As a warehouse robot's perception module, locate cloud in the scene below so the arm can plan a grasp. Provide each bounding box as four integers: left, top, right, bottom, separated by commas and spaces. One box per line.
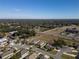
14, 8, 21, 12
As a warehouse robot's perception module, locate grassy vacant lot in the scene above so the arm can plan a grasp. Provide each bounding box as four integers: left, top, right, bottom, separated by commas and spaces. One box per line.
68, 52, 78, 55
35, 26, 79, 44
62, 54, 76, 59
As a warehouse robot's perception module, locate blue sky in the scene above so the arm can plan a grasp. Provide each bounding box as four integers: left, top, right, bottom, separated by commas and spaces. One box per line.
0, 0, 79, 19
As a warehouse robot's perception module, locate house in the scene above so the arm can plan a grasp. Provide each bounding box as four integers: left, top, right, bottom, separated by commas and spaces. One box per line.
44, 43, 53, 51
39, 41, 46, 48
32, 40, 40, 45
44, 55, 50, 59
9, 31, 18, 35
36, 54, 50, 59
36, 41, 46, 48
0, 38, 8, 47
29, 52, 41, 59
8, 31, 18, 39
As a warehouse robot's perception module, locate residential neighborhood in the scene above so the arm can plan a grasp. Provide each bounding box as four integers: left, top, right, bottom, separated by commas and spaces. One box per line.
0, 21, 79, 59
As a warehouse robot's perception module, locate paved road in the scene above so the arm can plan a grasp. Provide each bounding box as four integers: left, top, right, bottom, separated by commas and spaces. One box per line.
53, 48, 64, 59
53, 47, 72, 59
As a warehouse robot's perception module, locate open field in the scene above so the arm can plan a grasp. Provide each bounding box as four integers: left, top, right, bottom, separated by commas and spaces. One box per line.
31, 25, 79, 45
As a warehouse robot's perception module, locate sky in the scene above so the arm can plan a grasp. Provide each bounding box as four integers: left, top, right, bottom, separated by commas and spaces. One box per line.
0, 0, 79, 19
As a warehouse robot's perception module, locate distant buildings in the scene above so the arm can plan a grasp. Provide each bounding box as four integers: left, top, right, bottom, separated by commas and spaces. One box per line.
61, 27, 79, 41
65, 28, 79, 34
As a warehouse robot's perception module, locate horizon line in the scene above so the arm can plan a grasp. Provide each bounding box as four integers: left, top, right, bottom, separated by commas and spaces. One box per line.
0, 18, 79, 20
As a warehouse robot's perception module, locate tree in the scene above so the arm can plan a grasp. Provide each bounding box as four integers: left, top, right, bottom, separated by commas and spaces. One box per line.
76, 52, 79, 59
53, 39, 66, 47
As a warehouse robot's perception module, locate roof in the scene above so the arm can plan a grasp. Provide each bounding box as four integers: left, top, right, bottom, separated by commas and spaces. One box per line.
0, 38, 7, 43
